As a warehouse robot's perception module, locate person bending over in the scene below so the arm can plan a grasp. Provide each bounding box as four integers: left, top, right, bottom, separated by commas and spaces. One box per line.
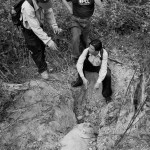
20, 0, 62, 79
72, 39, 112, 103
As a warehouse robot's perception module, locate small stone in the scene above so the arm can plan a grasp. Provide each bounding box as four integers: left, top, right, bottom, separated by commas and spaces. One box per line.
92, 147, 97, 150
77, 116, 83, 120
85, 110, 90, 116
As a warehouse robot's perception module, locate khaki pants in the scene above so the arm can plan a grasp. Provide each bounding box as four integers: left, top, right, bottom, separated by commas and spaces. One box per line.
71, 16, 91, 59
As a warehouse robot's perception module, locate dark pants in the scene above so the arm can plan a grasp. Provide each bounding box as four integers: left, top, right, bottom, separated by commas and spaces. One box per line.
22, 27, 47, 73
71, 16, 91, 58
81, 59, 112, 98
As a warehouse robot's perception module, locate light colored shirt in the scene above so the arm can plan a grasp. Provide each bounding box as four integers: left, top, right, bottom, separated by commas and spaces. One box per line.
88, 52, 101, 66
21, 0, 57, 45
76, 48, 108, 84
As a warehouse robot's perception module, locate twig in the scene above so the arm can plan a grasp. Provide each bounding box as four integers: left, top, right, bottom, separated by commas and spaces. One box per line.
0, 70, 9, 82
108, 57, 123, 65
125, 67, 138, 97
113, 96, 147, 149
1, 82, 30, 92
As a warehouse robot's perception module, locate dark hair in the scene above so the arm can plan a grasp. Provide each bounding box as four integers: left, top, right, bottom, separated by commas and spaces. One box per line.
89, 39, 102, 51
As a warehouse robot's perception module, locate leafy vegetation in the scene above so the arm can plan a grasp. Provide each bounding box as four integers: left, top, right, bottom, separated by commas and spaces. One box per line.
0, 0, 150, 82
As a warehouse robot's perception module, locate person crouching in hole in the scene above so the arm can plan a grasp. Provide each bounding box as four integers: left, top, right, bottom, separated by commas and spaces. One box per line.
71, 39, 112, 103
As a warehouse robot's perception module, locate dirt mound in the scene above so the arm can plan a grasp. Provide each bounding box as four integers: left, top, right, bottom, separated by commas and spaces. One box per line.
0, 78, 76, 150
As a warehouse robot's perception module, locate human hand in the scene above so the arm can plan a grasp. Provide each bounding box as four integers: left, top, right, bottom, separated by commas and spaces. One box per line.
52, 25, 62, 34
47, 40, 58, 51
68, 7, 73, 14
94, 82, 100, 90
82, 78, 89, 89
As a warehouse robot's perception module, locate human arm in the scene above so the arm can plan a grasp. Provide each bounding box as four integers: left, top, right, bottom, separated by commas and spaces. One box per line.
22, 2, 51, 44
62, 0, 73, 14
45, 8, 62, 34
94, 49, 108, 89
21, 2, 57, 50
76, 48, 89, 79
76, 48, 89, 89
94, 0, 104, 9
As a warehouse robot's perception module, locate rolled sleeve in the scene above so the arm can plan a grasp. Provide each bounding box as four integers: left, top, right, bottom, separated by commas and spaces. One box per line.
76, 48, 89, 78
45, 8, 57, 27
21, 2, 51, 45
97, 49, 108, 84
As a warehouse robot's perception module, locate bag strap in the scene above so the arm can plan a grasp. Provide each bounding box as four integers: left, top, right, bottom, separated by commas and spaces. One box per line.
26, 0, 34, 8
100, 49, 103, 61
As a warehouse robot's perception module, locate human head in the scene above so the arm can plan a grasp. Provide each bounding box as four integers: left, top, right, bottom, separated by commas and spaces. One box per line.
37, 0, 52, 10
89, 39, 102, 55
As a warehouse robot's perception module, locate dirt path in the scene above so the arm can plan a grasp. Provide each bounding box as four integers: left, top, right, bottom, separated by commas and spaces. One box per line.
0, 56, 150, 150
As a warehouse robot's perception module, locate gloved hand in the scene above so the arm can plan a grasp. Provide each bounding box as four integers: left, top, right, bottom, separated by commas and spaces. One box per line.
47, 40, 58, 51
52, 25, 62, 34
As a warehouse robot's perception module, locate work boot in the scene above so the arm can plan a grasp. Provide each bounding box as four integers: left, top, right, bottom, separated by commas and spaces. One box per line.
41, 71, 49, 80
71, 76, 83, 87
105, 97, 112, 104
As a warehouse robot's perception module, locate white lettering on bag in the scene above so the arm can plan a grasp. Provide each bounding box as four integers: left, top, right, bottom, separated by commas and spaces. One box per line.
79, 0, 91, 5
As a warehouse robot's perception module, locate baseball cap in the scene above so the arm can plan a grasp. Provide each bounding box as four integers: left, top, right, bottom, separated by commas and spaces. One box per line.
38, 0, 52, 10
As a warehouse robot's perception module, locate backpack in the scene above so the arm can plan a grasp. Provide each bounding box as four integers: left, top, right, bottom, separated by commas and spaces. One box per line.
100, 48, 103, 61
11, 0, 33, 27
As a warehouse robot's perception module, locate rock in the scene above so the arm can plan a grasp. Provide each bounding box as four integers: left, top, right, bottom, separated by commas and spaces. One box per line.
60, 123, 96, 150
77, 115, 83, 120
96, 64, 135, 150
96, 64, 150, 150
0, 78, 76, 150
